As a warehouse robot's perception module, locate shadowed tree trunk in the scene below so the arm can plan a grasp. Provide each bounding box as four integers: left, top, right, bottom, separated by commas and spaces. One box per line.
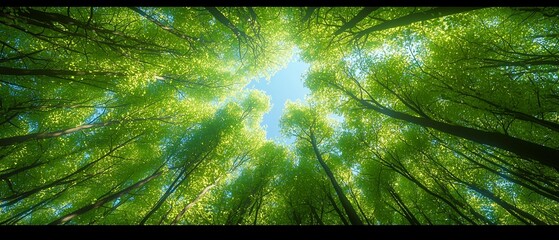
310, 131, 363, 225
301, 7, 318, 23
325, 191, 349, 225
334, 7, 379, 35
129, 7, 200, 47
387, 185, 420, 225
354, 7, 483, 39
0, 66, 124, 76
330, 80, 559, 171
171, 177, 219, 225
0, 134, 142, 207
0, 117, 170, 147
49, 170, 162, 225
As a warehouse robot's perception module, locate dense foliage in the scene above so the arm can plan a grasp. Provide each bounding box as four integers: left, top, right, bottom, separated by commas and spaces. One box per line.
1, 7, 558, 225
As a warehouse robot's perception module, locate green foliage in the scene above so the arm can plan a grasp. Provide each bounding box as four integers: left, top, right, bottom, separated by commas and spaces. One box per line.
1, 7, 558, 225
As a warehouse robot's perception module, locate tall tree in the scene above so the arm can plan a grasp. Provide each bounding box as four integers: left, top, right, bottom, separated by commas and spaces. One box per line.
281, 102, 363, 225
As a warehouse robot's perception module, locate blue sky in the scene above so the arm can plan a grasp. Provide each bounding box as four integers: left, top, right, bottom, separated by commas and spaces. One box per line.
245, 53, 310, 144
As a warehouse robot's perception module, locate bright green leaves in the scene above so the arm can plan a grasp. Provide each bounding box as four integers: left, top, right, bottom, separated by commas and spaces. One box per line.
280, 101, 334, 142
2, 7, 559, 225
0, 6, 293, 225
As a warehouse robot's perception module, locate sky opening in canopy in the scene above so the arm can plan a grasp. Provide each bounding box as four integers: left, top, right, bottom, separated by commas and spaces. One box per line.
245, 51, 310, 144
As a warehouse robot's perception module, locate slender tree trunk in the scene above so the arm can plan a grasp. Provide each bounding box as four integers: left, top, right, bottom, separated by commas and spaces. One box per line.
3, 7, 168, 51
428, 151, 547, 225
49, 170, 161, 225
326, 192, 349, 225
140, 149, 210, 225
387, 186, 420, 225
252, 196, 263, 225
0, 186, 69, 225
0, 66, 124, 76
309, 204, 325, 225
337, 84, 559, 171
1, 134, 140, 207
446, 143, 559, 202
355, 7, 483, 39
349, 187, 372, 225
310, 132, 363, 225
171, 178, 219, 225
0, 117, 168, 147
301, 7, 318, 23
129, 7, 199, 44
0, 122, 110, 147
462, 181, 547, 225
0, 161, 46, 180
205, 7, 249, 39
441, 82, 559, 133
369, 146, 478, 224
334, 7, 379, 35
287, 200, 302, 225
140, 167, 188, 225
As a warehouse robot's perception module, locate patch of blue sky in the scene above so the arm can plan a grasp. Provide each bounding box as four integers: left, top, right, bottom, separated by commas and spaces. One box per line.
245, 52, 310, 145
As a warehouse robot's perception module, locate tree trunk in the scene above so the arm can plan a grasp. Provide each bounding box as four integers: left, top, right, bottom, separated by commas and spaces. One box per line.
1, 134, 140, 207
334, 7, 379, 35
49, 170, 161, 225
326, 191, 349, 225
140, 149, 211, 225
337, 85, 559, 171
129, 7, 199, 44
355, 7, 483, 39
0, 186, 69, 225
369, 146, 478, 224
301, 7, 318, 23
441, 82, 559, 133
0, 117, 169, 147
171, 178, 219, 225
308, 204, 324, 225
462, 181, 546, 225
446, 143, 559, 202
349, 187, 372, 225
310, 132, 363, 225
205, 7, 249, 39
387, 186, 420, 225
0, 66, 124, 76
3, 7, 167, 50
0, 122, 110, 147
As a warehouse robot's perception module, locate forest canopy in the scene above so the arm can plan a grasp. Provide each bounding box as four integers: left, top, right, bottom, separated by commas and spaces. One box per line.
0, 7, 558, 225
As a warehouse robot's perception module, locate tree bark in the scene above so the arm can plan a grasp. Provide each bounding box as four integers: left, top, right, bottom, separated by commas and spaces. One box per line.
0, 122, 109, 147
205, 7, 249, 40
462, 181, 546, 225
444, 142, 559, 202
334, 7, 379, 35
301, 7, 318, 23
139, 149, 211, 225
170, 178, 219, 225
310, 132, 363, 225
387, 186, 420, 225
49, 170, 161, 225
441, 82, 559, 133
325, 191, 349, 225
129, 7, 199, 45
308, 203, 324, 225
0, 134, 141, 207
0, 66, 124, 76
2, 7, 168, 51
349, 187, 372, 225
368, 145, 478, 224
336, 84, 559, 171
0, 117, 169, 147
354, 7, 483, 39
